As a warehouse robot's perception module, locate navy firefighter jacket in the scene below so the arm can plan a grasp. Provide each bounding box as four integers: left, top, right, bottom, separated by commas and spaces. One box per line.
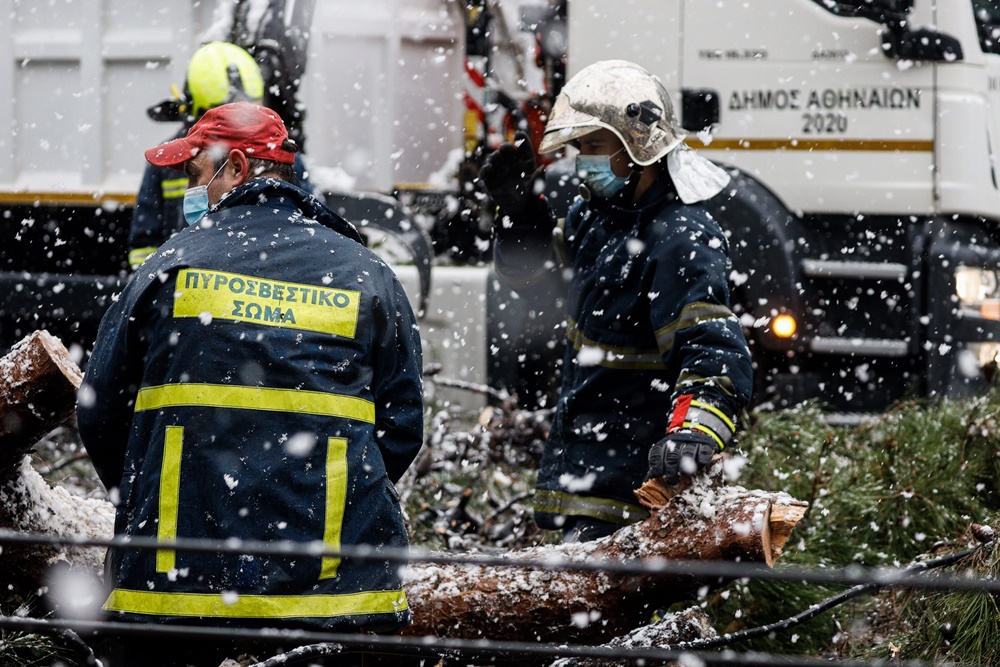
78, 178, 423, 632
495, 175, 753, 530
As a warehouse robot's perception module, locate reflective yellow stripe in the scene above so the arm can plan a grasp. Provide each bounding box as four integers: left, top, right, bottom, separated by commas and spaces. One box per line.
135, 384, 375, 424
0, 191, 135, 206
532, 489, 648, 524
161, 177, 188, 199
554, 218, 568, 266
103, 588, 409, 619
129, 246, 157, 269
684, 422, 726, 449
690, 399, 736, 433
156, 426, 184, 573
655, 302, 737, 353
565, 317, 665, 370
321, 437, 348, 580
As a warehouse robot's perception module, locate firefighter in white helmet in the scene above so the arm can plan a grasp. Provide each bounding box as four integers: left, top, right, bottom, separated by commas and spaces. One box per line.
480, 59, 753, 542
128, 42, 314, 269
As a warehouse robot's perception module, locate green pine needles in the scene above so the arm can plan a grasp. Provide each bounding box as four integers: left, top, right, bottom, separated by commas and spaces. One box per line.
706, 391, 1000, 662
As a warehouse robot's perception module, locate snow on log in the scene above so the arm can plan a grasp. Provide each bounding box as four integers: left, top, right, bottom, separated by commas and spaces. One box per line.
0, 330, 83, 479
403, 466, 807, 643
0, 330, 111, 588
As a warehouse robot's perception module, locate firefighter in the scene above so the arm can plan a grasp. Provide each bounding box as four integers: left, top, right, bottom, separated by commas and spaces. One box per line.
78, 102, 423, 666
480, 60, 753, 543
128, 41, 315, 270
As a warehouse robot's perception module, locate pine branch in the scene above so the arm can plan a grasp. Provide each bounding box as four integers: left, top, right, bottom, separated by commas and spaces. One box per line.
669, 541, 992, 652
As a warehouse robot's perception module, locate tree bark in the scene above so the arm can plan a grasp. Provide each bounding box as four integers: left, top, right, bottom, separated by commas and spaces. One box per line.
0, 330, 83, 480
403, 477, 807, 643
0, 330, 110, 589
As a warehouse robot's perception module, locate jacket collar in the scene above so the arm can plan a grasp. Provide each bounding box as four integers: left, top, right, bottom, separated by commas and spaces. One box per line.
211, 177, 366, 245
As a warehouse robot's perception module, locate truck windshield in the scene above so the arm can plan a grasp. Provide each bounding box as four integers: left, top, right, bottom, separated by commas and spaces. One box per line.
973, 0, 1000, 53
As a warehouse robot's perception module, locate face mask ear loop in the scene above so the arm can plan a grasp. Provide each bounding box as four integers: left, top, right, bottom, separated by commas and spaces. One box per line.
207, 158, 229, 189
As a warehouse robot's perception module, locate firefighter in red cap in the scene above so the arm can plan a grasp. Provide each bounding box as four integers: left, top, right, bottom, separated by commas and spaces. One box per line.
78, 101, 423, 666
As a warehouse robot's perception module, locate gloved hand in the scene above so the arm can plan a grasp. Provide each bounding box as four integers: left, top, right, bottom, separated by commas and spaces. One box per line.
479, 131, 544, 220
647, 430, 720, 486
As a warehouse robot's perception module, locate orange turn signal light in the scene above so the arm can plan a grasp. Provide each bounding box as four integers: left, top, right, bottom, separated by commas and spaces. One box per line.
772, 314, 797, 338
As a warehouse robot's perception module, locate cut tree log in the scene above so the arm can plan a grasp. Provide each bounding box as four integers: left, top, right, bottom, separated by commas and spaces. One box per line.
0, 330, 111, 589
0, 330, 83, 480
402, 471, 807, 642
0, 329, 808, 649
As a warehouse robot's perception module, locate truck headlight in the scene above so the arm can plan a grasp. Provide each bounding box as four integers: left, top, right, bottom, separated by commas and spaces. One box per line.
970, 342, 1000, 367
956, 267, 1000, 319
965, 342, 1000, 384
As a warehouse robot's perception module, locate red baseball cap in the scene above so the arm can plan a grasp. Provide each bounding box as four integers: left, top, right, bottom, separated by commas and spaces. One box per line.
144, 102, 296, 169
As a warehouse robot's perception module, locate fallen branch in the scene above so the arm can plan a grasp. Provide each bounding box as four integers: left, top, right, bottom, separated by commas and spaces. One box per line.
547, 606, 716, 667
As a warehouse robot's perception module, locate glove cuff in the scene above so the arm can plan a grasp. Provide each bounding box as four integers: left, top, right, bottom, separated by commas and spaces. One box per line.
667, 395, 735, 449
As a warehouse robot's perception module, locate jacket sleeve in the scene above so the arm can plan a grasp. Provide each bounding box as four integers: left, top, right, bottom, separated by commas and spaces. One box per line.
370, 266, 424, 483
77, 287, 148, 491
648, 207, 753, 448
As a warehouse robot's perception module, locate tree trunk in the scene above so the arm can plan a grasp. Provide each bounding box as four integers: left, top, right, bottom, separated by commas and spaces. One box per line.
0, 330, 110, 589
0, 330, 83, 480
403, 478, 806, 643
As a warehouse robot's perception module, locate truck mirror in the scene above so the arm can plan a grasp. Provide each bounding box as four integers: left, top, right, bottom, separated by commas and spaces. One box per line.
821, 0, 963, 62
882, 27, 965, 62
827, 0, 913, 22
681, 90, 721, 133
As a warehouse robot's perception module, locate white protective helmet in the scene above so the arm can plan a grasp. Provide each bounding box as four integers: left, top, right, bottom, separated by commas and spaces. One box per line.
539, 60, 729, 203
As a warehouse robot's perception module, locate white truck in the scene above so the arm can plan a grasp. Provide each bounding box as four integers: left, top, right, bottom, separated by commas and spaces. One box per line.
3, 0, 1000, 419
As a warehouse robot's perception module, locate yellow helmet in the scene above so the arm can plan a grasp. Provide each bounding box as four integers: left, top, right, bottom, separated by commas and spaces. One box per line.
184, 42, 264, 119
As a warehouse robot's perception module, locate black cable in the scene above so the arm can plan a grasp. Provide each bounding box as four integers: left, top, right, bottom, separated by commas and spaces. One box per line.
2, 529, 999, 595
0, 615, 981, 667
670, 542, 987, 652
52, 627, 101, 666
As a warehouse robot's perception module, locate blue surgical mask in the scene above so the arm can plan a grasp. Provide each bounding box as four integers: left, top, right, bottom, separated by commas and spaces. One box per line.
576, 149, 629, 199
182, 159, 228, 226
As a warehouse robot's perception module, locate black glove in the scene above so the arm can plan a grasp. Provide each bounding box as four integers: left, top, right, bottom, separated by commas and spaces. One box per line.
647, 430, 720, 486
479, 131, 544, 220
